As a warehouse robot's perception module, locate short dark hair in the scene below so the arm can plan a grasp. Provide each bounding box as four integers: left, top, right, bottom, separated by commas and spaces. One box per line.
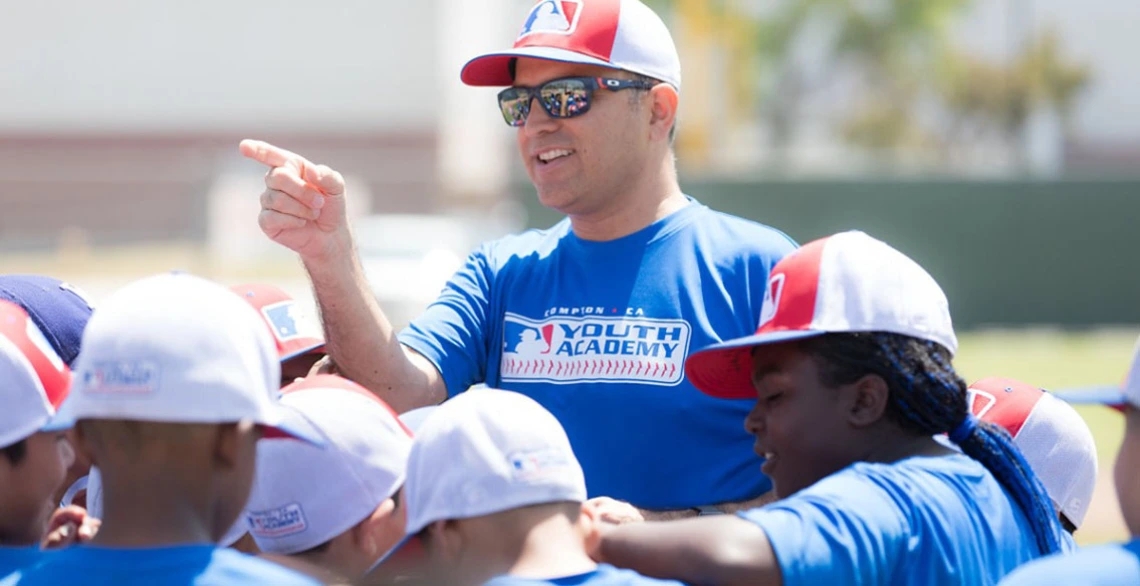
1, 439, 27, 465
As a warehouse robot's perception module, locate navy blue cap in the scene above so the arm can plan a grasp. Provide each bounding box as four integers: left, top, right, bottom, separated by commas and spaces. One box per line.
0, 275, 93, 367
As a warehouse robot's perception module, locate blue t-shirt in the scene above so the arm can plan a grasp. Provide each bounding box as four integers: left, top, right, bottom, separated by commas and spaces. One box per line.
739, 454, 1049, 586
4, 544, 319, 585
0, 548, 42, 580
400, 201, 797, 509
483, 564, 685, 585
999, 539, 1140, 585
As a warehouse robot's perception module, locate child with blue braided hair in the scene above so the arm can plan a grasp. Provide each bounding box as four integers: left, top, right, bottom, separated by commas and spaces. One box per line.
586, 231, 1072, 586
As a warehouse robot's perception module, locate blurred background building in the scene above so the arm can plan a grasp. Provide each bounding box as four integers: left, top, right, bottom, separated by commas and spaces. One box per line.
2, 0, 1138, 543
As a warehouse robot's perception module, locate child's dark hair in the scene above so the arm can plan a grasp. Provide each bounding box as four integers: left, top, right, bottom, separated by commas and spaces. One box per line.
798, 331, 1065, 555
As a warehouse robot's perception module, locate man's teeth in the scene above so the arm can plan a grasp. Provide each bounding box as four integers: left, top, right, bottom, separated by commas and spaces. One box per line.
538, 149, 573, 162
764, 452, 776, 459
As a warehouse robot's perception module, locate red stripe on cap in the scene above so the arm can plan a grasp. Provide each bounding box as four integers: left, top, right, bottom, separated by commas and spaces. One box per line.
281, 374, 413, 437
515, 0, 621, 63
0, 300, 71, 409
968, 377, 1045, 438
755, 237, 827, 335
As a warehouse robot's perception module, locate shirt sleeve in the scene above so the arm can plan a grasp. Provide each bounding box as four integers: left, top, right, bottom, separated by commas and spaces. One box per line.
398, 245, 495, 397
737, 473, 908, 586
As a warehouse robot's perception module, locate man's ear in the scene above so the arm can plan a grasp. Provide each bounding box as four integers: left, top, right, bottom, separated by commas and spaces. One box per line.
847, 374, 891, 428
648, 84, 679, 142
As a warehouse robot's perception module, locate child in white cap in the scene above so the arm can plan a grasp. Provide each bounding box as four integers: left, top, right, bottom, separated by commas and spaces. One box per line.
7, 273, 323, 585
393, 388, 683, 586
242, 374, 412, 582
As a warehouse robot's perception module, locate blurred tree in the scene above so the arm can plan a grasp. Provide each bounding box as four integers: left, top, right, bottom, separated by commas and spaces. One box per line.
939, 28, 1090, 158
646, 0, 1091, 172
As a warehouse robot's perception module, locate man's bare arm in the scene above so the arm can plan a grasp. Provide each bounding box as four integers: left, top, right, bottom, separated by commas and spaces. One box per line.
715, 489, 777, 514
634, 489, 776, 520
593, 515, 782, 586
303, 236, 447, 413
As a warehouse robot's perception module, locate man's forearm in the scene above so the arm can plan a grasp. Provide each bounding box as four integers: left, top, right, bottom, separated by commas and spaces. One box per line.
302, 238, 445, 413
715, 489, 777, 514
638, 489, 776, 520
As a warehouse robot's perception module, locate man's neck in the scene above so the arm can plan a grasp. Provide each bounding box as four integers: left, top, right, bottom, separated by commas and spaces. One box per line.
568, 161, 688, 242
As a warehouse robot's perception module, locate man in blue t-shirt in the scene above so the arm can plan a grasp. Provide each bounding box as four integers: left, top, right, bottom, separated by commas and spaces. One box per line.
0, 300, 76, 578
7, 274, 322, 586
999, 341, 1140, 585
589, 232, 1069, 585
386, 388, 682, 586
239, 0, 796, 516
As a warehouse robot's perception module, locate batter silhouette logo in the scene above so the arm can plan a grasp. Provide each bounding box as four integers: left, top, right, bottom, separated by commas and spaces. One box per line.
518, 0, 583, 39
758, 273, 784, 329
501, 313, 691, 385
967, 388, 997, 419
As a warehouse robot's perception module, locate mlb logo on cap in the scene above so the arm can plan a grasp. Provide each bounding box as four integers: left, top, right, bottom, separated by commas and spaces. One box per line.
686, 231, 957, 399
231, 284, 325, 363
461, 0, 681, 89
263, 302, 303, 342
519, 0, 583, 38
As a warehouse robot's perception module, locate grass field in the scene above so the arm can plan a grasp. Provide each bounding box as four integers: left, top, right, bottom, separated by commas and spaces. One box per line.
955, 329, 1136, 545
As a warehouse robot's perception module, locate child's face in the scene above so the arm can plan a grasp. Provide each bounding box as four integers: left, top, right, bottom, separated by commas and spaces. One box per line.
0, 431, 73, 545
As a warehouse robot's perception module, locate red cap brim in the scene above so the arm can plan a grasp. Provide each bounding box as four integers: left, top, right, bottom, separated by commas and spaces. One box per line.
685, 330, 824, 399
461, 46, 619, 86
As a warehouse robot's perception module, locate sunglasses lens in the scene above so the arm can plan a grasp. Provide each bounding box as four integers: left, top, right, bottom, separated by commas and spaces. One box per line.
539, 79, 591, 119
498, 88, 531, 127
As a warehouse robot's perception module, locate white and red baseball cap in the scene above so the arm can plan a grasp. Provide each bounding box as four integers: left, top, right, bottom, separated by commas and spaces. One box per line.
244, 375, 413, 555
686, 231, 958, 399
461, 0, 681, 89
45, 273, 321, 445
0, 300, 71, 448
231, 283, 325, 363
968, 377, 1097, 528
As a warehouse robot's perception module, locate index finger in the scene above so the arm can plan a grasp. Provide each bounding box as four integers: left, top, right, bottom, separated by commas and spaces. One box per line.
239, 139, 306, 170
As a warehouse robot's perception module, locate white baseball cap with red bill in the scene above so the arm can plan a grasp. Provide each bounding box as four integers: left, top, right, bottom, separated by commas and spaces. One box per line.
461, 0, 681, 89
231, 283, 325, 363
686, 230, 958, 398
244, 375, 413, 556
0, 299, 71, 448
44, 273, 321, 445
967, 377, 1097, 529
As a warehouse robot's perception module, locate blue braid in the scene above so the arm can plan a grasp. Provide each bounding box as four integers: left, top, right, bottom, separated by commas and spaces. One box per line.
955, 420, 1065, 554
873, 336, 1064, 555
